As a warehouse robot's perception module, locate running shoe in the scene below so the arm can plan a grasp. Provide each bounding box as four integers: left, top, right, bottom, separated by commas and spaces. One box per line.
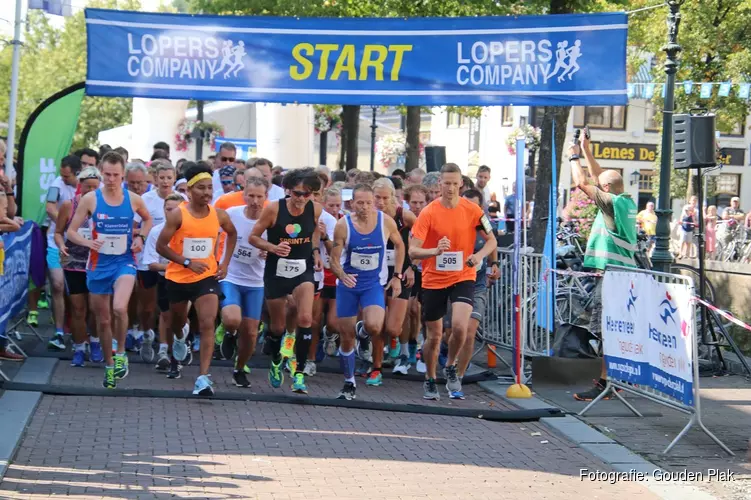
303, 360, 317, 377
392, 355, 410, 375
47, 334, 65, 351
71, 349, 85, 367
26, 310, 39, 327
155, 350, 170, 371
408, 342, 418, 365
89, 341, 103, 363
416, 352, 427, 374
220, 330, 237, 360
193, 375, 215, 396
388, 340, 400, 359
233, 370, 251, 388
37, 297, 49, 309
103, 366, 116, 389
423, 379, 440, 400
268, 359, 284, 388
315, 337, 326, 363
172, 335, 188, 362
337, 381, 356, 400
0, 348, 23, 361
444, 364, 461, 394
366, 370, 383, 387
113, 354, 129, 379
573, 379, 619, 401
140, 337, 154, 363
214, 323, 226, 346
125, 332, 139, 352
192, 336, 201, 353
448, 389, 466, 400
285, 357, 298, 374
167, 357, 182, 379
323, 326, 339, 357
356, 337, 373, 363
280, 332, 296, 359
291, 373, 308, 394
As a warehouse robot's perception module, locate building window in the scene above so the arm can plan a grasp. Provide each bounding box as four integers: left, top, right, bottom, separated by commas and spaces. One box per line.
447, 111, 468, 128
638, 170, 655, 192
645, 102, 660, 132
530, 107, 545, 128
502, 107, 514, 126
716, 173, 740, 195
572, 106, 627, 130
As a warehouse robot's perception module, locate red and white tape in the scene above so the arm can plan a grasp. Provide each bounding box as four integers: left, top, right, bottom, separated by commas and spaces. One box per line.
691, 296, 751, 333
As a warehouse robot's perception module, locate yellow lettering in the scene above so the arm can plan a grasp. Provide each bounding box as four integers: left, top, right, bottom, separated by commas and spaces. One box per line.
315, 43, 339, 80
628, 148, 635, 160
388, 45, 412, 81
601, 147, 611, 159
331, 45, 357, 81
593, 143, 602, 158
290, 43, 314, 80
619, 148, 629, 160
359, 45, 388, 81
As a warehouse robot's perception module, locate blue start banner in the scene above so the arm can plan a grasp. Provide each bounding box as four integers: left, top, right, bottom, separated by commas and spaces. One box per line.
85, 9, 628, 107
0, 222, 33, 338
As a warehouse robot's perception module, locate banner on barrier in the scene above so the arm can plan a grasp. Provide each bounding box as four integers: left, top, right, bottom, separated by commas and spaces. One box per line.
0, 222, 34, 337
85, 9, 628, 106
602, 270, 694, 406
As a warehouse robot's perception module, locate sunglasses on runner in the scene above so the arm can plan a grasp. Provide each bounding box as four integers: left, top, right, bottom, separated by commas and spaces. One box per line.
291, 190, 312, 198
221, 156, 236, 163
221, 179, 234, 185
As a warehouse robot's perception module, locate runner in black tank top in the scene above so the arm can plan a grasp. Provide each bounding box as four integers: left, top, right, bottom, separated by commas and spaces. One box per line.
249, 168, 323, 395
373, 178, 417, 378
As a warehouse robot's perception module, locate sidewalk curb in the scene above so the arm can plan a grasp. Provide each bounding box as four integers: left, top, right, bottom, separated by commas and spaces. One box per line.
0, 357, 57, 483
478, 381, 719, 500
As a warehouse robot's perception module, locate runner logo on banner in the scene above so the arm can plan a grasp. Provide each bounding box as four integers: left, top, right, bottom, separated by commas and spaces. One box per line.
84, 9, 627, 107
601, 271, 649, 385
602, 270, 694, 406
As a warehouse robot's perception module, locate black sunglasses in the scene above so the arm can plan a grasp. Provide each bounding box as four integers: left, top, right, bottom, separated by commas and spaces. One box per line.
221, 156, 236, 162
291, 190, 312, 198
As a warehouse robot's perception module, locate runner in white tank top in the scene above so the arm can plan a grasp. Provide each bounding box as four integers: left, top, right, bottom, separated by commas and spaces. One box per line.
218, 177, 269, 388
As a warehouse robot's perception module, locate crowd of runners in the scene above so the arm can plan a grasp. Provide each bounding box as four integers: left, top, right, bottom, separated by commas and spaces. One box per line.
38, 141, 500, 400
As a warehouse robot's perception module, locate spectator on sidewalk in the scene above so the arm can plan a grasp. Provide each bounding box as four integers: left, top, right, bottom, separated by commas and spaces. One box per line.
679, 205, 696, 259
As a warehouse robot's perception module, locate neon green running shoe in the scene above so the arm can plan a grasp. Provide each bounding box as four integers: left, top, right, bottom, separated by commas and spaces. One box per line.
291, 372, 307, 394
214, 323, 226, 345
26, 311, 39, 327
268, 359, 284, 388
37, 298, 49, 310
280, 332, 295, 359
103, 366, 116, 389
113, 354, 129, 379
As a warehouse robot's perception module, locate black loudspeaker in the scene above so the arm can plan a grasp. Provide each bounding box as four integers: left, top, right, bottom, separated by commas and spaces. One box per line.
424, 146, 446, 173
673, 112, 716, 169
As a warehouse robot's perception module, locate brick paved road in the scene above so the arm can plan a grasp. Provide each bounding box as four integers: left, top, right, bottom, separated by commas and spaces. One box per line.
0, 394, 658, 500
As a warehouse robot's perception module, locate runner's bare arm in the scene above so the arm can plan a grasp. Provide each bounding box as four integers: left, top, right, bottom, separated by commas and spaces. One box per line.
249, 201, 279, 253
404, 210, 416, 228
54, 201, 72, 255
469, 218, 498, 266
329, 217, 356, 287
67, 192, 97, 249
156, 206, 184, 264
132, 194, 153, 241
216, 208, 237, 269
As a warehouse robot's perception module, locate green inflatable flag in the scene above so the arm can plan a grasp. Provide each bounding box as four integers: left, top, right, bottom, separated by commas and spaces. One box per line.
16, 82, 84, 224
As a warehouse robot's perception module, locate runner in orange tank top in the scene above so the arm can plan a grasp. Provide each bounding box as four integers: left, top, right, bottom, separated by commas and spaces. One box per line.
157, 162, 237, 396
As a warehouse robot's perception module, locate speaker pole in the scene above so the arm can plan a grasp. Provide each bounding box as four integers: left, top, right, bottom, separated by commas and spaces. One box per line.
652, 0, 683, 273
369, 106, 377, 172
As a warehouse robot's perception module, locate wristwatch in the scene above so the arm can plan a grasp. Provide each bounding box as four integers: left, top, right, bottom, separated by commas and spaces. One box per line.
393, 272, 404, 280
183, 258, 191, 268
569, 154, 580, 161
410, 264, 419, 272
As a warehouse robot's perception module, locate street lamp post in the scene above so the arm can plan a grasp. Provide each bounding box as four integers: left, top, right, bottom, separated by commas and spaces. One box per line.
651, 0, 683, 272
369, 106, 377, 172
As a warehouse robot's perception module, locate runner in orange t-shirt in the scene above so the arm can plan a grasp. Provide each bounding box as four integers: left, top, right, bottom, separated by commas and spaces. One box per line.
409, 163, 496, 400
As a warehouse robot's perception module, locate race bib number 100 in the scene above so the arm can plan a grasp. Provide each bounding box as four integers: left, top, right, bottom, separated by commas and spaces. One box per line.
183, 238, 212, 259
436, 251, 463, 272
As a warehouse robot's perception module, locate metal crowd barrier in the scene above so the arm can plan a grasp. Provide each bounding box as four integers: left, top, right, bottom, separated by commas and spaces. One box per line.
479, 248, 552, 364
579, 265, 733, 456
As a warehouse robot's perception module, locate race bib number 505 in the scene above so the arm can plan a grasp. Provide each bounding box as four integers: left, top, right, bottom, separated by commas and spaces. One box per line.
436, 251, 463, 272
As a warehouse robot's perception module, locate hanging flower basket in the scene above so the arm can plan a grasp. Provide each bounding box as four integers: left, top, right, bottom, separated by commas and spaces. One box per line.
313, 105, 342, 135
506, 125, 541, 155
175, 119, 225, 152
376, 132, 425, 170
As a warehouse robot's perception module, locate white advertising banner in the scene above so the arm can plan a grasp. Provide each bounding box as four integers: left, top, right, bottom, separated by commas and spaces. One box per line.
602, 269, 695, 406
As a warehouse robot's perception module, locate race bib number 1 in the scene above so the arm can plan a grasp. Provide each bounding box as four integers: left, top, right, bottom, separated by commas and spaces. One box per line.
436, 251, 463, 272
276, 258, 306, 278
97, 234, 127, 255
184, 238, 212, 259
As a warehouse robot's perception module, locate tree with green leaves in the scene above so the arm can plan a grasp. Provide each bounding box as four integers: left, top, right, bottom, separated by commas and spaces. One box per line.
0, 0, 138, 152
